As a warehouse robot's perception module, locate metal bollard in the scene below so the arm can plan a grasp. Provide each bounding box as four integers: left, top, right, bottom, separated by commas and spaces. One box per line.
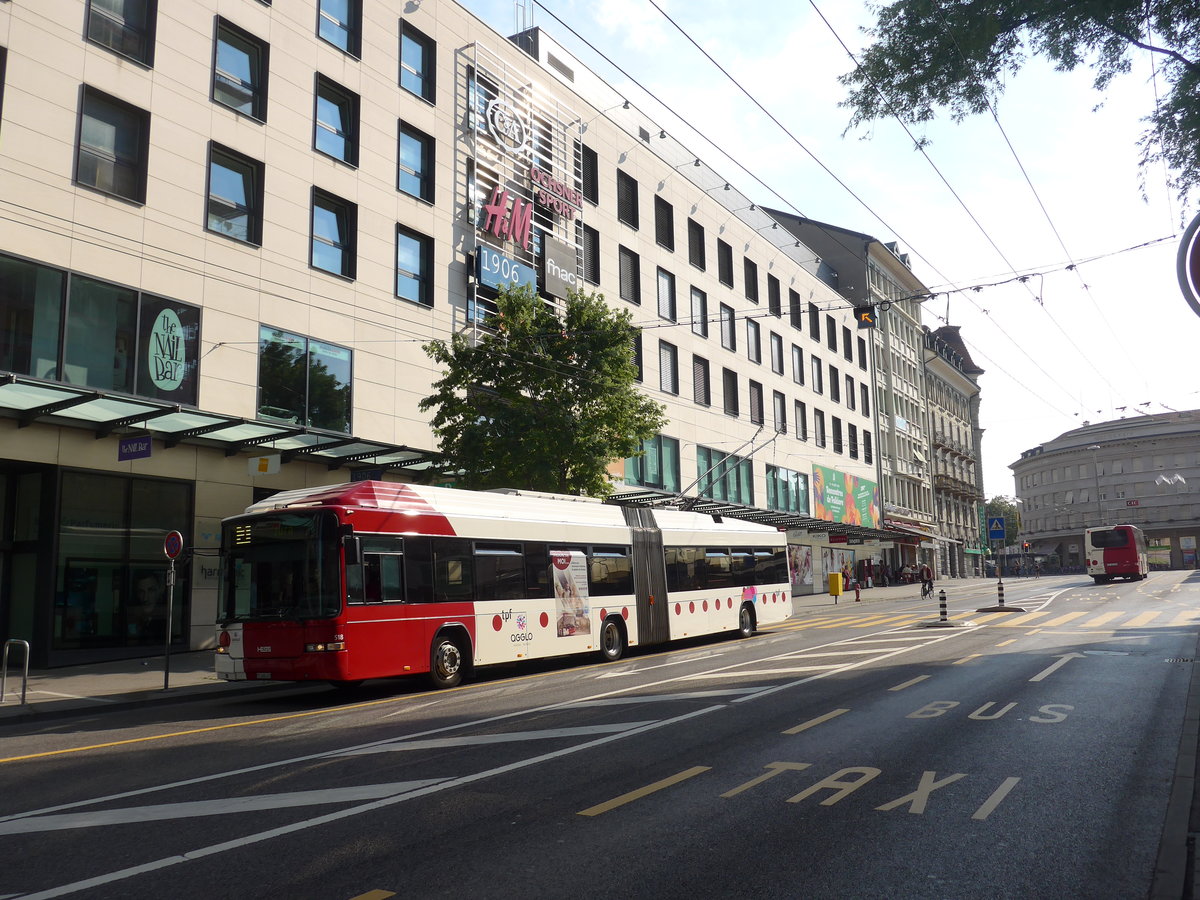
997, 581, 1005, 607
1, 639, 30, 706
938, 589, 948, 622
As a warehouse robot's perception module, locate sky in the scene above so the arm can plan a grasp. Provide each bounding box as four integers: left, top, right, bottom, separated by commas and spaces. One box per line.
456, 0, 1196, 499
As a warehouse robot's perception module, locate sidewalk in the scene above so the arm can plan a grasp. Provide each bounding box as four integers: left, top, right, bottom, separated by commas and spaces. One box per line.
1, 577, 1003, 724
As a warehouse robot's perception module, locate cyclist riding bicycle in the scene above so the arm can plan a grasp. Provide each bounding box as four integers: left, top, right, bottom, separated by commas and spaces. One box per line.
919, 562, 934, 599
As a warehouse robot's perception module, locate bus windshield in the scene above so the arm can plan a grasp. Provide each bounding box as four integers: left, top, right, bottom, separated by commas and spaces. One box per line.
1089, 529, 1130, 549
220, 511, 342, 621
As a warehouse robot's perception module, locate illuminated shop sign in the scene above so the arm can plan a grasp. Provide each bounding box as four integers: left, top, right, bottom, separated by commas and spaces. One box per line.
480, 186, 533, 250
530, 165, 582, 221
485, 99, 532, 157
542, 236, 580, 299
477, 245, 536, 293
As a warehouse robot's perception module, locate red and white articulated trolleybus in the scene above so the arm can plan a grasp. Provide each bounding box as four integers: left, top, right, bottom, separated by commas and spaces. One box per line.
215, 481, 791, 688
1085, 524, 1149, 584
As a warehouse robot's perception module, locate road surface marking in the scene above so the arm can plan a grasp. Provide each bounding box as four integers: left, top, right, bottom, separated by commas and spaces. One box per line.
996, 639, 1017, 647
561, 689, 759, 707
889, 676, 930, 692
1029, 653, 1085, 682
1042, 612, 1088, 626
687, 665, 845, 678
1169, 611, 1200, 626
953, 654, 982, 665
999, 611, 1052, 626
1123, 611, 1163, 627
1083, 612, 1124, 627
349, 892, 395, 900
782, 708, 850, 735
338, 722, 656, 755
972, 777, 1020, 820
577, 766, 711, 817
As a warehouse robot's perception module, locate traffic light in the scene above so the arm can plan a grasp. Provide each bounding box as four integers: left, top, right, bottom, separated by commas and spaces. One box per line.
1023, 542, 1030, 551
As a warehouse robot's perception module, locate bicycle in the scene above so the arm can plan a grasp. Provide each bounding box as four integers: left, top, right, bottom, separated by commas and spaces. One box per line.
920, 581, 934, 600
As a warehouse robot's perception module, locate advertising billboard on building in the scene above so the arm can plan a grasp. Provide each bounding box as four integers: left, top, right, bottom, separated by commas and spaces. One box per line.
812, 464, 880, 529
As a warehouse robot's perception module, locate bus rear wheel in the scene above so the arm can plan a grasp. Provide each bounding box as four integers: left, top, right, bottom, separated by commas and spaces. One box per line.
429, 635, 466, 689
599, 617, 626, 662
738, 604, 756, 638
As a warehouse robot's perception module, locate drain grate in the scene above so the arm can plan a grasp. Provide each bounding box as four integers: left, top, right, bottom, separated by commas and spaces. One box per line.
1165, 658, 1195, 663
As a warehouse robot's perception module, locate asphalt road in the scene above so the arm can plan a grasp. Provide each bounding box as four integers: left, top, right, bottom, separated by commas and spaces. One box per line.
2, 572, 1198, 899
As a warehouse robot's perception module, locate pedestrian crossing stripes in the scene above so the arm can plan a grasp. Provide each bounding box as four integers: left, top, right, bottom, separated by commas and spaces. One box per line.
781, 608, 1200, 631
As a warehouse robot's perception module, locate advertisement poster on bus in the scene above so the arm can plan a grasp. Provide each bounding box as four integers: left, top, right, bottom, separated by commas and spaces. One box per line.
552, 551, 591, 637
812, 465, 881, 528
788, 544, 813, 589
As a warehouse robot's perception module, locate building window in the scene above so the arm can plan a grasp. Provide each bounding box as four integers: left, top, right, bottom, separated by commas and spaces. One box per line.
722, 368, 739, 417
688, 218, 705, 269
213, 18, 268, 120
811, 355, 823, 393
767, 465, 808, 514
746, 319, 761, 364
656, 268, 676, 321
720, 304, 736, 351
691, 287, 708, 337
845, 374, 856, 410
76, 87, 149, 203
659, 341, 678, 395
654, 196, 675, 250
848, 423, 859, 459
832, 416, 843, 453
87, 0, 156, 65
693, 355, 710, 406
632, 331, 643, 382
206, 143, 263, 245
795, 400, 808, 441
319, 0, 361, 56
842, 325, 854, 361
315, 74, 359, 165
396, 226, 432, 306
864, 430, 873, 463
311, 189, 356, 279
768, 275, 781, 318
717, 239, 733, 287
582, 224, 600, 284
749, 380, 764, 424
770, 333, 784, 374
625, 434, 680, 492
399, 20, 434, 101
860, 383, 870, 416
697, 446, 753, 505
808, 302, 820, 341
581, 143, 598, 204
791, 345, 804, 385
830, 365, 840, 402
814, 409, 826, 448
789, 289, 803, 330
858, 336, 868, 369
0, 47, 6, 133
826, 315, 837, 351
398, 122, 434, 201
744, 258, 759, 304
619, 246, 641, 305
617, 169, 639, 228
773, 390, 786, 433
258, 326, 351, 432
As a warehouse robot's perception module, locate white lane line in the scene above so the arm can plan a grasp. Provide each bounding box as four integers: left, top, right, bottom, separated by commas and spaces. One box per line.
0, 780, 451, 835
776, 648, 915, 658
686, 665, 846, 678
14, 705, 725, 900
561, 689, 760, 707
596, 655, 717, 678
338, 722, 656, 755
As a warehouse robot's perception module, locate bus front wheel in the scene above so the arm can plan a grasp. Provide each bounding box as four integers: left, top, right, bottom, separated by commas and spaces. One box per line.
738, 604, 756, 638
429, 634, 467, 689
599, 617, 626, 662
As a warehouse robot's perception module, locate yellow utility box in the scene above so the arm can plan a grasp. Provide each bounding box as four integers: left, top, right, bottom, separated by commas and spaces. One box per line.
828, 573, 843, 596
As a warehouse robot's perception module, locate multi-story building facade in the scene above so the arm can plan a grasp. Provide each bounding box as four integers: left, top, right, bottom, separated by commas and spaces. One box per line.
0, 1, 903, 666
1012, 411, 1200, 570
923, 325, 985, 576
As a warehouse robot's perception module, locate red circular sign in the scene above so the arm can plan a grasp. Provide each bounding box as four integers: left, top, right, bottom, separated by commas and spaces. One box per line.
163, 530, 184, 559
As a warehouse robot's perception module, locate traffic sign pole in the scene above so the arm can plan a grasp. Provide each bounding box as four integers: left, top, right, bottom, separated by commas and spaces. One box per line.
162, 531, 184, 691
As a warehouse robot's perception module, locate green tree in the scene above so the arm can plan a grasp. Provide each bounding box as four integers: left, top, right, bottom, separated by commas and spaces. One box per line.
985, 494, 1021, 542
420, 284, 668, 497
840, 1, 1200, 201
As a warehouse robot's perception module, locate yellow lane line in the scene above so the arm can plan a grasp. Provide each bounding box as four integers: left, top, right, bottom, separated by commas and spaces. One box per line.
349, 892, 397, 900
996, 639, 1017, 647
577, 766, 710, 817
953, 654, 982, 665
782, 708, 851, 734
889, 676, 930, 691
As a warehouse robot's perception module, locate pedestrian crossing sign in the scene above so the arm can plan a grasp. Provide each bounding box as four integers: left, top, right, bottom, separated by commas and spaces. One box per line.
987, 517, 1006, 540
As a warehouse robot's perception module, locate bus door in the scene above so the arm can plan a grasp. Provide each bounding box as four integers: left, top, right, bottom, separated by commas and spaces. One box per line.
623, 507, 669, 645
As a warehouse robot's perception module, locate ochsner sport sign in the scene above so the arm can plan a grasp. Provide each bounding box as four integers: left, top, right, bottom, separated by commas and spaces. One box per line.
1179, 209, 1200, 320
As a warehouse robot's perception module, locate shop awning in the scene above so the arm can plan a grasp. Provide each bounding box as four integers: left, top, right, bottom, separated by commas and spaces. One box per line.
0, 372, 435, 474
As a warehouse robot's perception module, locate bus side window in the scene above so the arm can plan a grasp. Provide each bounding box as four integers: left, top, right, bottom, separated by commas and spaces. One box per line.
524, 543, 550, 599
433, 538, 474, 602
703, 549, 733, 590
405, 537, 434, 603
362, 553, 405, 603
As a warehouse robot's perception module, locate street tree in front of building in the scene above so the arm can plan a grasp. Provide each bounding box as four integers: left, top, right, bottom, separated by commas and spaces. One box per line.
985, 494, 1022, 543
420, 284, 668, 497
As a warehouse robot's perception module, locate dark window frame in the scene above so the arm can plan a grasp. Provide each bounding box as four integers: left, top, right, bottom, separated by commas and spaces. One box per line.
205, 142, 264, 245
76, 85, 150, 204
396, 224, 433, 307
314, 73, 360, 167
717, 239, 733, 287
399, 19, 435, 102
310, 187, 357, 280
319, 0, 363, 57
616, 169, 639, 229
86, 0, 157, 66
687, 218, 705, 270
618, 245, 641, 305
654, 195, 675, 251
213, 16, 269, 122
398, 120, 435, 202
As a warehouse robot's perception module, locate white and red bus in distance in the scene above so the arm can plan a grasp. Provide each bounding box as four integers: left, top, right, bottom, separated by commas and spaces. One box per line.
214, 481, 792, 689
1085, 524, 1149, 583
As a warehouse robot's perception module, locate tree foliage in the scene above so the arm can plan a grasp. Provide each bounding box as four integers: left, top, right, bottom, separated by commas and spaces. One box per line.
840, 0, 1200, 202
419, 284, 667, 497
985, 494, 1021, 537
